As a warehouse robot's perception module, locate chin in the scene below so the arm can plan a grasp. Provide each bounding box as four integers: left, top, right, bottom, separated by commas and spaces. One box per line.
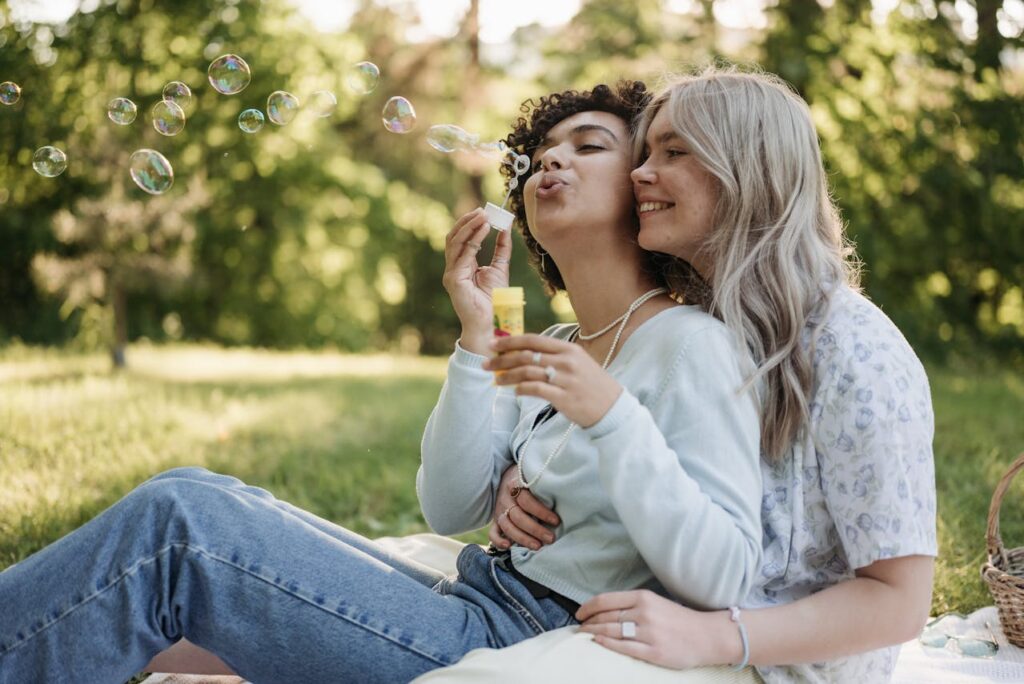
637, 228, 667, 253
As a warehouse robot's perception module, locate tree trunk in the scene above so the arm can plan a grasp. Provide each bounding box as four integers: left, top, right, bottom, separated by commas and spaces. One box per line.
111, 278, 128, 369
461, 0, 486, 209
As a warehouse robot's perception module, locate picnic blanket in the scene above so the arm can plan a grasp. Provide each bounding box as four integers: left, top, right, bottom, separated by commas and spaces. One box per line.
143, 534, 1024, 683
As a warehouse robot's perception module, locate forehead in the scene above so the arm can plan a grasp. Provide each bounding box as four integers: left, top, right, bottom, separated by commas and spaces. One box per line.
543, 110, 628, 142
644, 106, 678, 142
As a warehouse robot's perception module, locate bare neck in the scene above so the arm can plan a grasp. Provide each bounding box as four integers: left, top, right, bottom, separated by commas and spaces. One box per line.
549, 236, 673, 362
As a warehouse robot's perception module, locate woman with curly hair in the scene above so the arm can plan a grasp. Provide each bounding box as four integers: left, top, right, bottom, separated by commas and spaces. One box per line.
0, 82, 764, 684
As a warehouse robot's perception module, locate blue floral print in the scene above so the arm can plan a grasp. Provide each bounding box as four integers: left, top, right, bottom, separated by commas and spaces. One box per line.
749, 287, 937, 684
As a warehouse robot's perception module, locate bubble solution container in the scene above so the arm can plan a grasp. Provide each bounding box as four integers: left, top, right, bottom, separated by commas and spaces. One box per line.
492, 287, 524, 338
491, 287, 525, 378
484, 202, 515, 232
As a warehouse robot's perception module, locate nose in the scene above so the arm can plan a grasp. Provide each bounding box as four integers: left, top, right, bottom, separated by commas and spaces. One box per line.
538, 144, 566, 171
631, 160, 655, 185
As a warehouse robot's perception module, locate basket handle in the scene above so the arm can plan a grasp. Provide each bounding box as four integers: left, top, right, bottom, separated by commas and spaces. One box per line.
987, 452, 1024, 561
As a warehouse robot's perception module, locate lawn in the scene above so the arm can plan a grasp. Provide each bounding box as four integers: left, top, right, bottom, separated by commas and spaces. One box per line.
1, 343, 1022, 619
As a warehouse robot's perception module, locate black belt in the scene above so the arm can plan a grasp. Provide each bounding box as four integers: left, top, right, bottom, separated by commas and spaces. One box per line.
486, 544, 581, 617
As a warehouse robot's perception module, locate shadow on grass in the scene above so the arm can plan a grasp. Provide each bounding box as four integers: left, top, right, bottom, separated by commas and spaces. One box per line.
0, 362, 446, 571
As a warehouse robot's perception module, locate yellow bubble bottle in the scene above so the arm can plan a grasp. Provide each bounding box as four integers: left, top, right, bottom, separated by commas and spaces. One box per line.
492, 287, 524, 377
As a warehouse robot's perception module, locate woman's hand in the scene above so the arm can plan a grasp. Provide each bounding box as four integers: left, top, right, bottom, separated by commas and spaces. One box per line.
576, 590, 739, 670
488, 465, 560, 551
483, 334, 623, 427
441, 208, 512, 354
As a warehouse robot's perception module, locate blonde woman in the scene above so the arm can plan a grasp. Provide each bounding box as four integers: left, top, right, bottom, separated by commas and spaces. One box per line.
487, 67, 936, 683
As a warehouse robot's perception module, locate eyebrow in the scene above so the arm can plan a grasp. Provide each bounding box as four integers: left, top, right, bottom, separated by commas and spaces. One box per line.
650, 130, 683, 145
534, 124, 620, 156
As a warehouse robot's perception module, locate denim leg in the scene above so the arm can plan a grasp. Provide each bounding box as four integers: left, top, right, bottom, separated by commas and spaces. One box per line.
145, 467, 448, 588
0, 474, 499, 684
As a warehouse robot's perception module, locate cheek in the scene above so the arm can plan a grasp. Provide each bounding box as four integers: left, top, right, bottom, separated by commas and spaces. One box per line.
523, 179, 539, 222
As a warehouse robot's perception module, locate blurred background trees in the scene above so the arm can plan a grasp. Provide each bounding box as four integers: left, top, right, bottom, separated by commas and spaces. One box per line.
0, 0, 1021, 364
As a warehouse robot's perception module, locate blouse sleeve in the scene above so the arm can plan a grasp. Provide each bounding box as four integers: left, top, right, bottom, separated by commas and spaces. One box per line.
812, 327, 938, 569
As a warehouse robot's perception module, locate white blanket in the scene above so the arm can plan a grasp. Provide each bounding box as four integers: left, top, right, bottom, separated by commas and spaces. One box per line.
377, 535, 1024, 684
892, 606, 1024, 683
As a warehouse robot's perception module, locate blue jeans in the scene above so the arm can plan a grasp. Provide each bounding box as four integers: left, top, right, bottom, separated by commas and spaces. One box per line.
0, 467, 577, 683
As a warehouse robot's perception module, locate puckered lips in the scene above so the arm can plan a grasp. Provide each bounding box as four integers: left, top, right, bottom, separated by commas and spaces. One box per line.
536, 172, 569, 199
636, 199, 675, 217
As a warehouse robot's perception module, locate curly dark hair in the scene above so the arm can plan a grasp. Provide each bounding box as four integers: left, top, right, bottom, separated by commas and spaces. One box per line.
500, 81, 665, 293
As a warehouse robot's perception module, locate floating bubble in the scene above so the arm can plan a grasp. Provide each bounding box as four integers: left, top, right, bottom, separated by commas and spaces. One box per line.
129, 149, 174, 195
427, 124, 479, 154
473, 139, 510, 159
32, 146, 67, 177
309, 90, 336, 118
238, 108, 264, 133
162, 81, 193, 110
381, 96, 416, 134
151, 100, 186, 136
267, 90, 299, 125
207, 54, 251, 95
107, 97, 137, 125
347, 61, 379, 95
0, 81, 21, 106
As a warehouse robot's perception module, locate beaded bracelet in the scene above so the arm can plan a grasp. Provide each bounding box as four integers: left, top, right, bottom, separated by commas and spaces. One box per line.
729, 606, 750, 671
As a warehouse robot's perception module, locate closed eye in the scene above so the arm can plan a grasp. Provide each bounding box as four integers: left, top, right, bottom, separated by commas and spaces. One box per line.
577, 144, 605, 152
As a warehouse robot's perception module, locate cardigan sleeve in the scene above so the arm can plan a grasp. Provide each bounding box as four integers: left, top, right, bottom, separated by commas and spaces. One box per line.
416, 341, 520, 535
585, 323, 763, 609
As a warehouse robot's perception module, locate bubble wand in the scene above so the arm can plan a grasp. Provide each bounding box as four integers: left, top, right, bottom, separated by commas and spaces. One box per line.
483, 151, 530, 232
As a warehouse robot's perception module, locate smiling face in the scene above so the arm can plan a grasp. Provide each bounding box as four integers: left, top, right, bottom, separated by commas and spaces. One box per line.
631, 106, 719, 276
522, 110, 635, 244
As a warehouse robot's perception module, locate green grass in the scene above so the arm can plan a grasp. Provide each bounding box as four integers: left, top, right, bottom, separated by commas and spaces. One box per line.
1, 344, 1022, 617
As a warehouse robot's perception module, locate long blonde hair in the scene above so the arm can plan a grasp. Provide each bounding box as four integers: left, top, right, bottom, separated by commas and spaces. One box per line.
635, 65, 860, 462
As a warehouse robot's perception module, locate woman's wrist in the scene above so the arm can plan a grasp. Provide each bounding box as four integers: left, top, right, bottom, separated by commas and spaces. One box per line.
703, 609, 747, 668
459, 330, 493, 356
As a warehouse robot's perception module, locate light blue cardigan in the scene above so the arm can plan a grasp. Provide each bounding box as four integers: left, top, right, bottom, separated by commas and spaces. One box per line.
417, 305, 762, 610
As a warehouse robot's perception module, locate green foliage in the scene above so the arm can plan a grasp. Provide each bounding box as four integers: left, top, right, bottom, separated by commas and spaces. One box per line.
1, 345, 1021, 615
0, 0, 1021, 362
762, 0, 1024, 361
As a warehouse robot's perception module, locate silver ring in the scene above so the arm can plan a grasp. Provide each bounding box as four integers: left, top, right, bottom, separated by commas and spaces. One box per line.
532, 351, 542, 365
621, 620, 637, 639
544, 365, 557, 383
493, 257, 510, 265
467, 242, 482, 250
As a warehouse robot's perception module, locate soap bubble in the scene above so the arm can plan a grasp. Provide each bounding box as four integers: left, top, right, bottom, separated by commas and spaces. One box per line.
32, 146, 67, 177
381, 96, 416, 134
208, 54, 251, 95
151, 100, 186, 136
309, 90, 336, 118
162, 81, 192, 110
107, 97, 137, 125
0, 81, 21, 105
267, 90, 299, 125
347, 61, 379, 95
129, 149, 174, 195
427, 124, 479, 153
473, 139, 510, 159
238, 108, 264, 133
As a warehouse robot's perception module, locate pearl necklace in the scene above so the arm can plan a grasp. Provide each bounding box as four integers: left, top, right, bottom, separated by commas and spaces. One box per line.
512, 287, 668, 495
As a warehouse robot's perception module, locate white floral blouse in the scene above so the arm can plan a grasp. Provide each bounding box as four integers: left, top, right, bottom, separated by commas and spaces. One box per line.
748, 286, 937, 684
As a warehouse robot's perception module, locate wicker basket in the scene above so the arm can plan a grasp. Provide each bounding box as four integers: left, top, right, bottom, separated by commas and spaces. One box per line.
982, 451, 1024, 648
